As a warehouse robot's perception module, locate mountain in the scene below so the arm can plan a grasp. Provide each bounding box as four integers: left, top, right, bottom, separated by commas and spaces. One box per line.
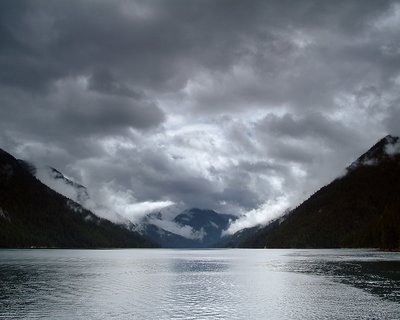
174, 208, 237, 247
46, 166, 90, 204
238, 135, 400, 250
0, 148, 156, 248
215, 225, 262, 248
134, 212, 199, 248
136, 208, 237, 248
21, 161, 91, 206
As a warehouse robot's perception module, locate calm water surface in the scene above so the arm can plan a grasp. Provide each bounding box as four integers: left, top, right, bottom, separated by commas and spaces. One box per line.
0, 249, 399, 319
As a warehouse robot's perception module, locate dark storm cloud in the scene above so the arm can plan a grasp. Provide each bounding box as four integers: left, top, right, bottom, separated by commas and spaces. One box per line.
0, 83, 164, 140
386, 104, 400, 137
58, 92, 165, 133
88, 70, 144, 99
0, 0, 399, 225
257, 112, 358, 147
0, 0, 253, 92
0, 0, 393, 93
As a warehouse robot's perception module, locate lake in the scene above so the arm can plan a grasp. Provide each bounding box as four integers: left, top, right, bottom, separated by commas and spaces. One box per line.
0, 249, 399, 319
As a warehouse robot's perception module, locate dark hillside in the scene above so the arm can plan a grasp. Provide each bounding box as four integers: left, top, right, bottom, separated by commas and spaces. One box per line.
0, 148, 156, 248
241, 136, 400, 250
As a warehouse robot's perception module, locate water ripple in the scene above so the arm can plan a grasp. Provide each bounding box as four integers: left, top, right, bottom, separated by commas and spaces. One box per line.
0, 249, 399, 319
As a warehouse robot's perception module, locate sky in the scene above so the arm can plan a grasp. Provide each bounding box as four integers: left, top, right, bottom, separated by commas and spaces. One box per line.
1, 0, 400, 233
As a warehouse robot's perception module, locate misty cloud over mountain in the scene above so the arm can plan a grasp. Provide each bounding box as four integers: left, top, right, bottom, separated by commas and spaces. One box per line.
1, 1, 400, 228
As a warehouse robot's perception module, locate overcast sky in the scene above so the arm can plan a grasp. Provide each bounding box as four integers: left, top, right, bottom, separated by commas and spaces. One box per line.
1, 0, 400, 231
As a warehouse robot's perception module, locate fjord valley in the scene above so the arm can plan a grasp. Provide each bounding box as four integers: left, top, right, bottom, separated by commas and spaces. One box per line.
0, 146, 236, 249
2, 1, 400, 319
1, 135, 400, 251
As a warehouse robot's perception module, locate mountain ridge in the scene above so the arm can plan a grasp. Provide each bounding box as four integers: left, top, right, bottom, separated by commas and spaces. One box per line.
0, 148, 156, 248
3, 134, 399, 249
236, 135, 400, 250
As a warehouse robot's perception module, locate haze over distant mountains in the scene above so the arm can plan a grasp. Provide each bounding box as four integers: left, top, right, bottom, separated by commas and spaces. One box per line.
1, 135, 399, 249
134, 209, 237, 248
0, 147, 238, 248
21, 160, 238, 248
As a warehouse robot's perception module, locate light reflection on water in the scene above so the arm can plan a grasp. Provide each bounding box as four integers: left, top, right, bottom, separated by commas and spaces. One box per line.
0, 249, 399, 319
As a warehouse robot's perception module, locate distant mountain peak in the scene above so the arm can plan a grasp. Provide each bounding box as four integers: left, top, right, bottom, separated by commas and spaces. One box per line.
136, 208, 238, 248
179, 208, 218, 217
174, 208, 236, 227
142, 211, 163, 223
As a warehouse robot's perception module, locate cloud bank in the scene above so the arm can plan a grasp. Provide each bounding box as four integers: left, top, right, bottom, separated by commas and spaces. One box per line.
1, 1, 400, 230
